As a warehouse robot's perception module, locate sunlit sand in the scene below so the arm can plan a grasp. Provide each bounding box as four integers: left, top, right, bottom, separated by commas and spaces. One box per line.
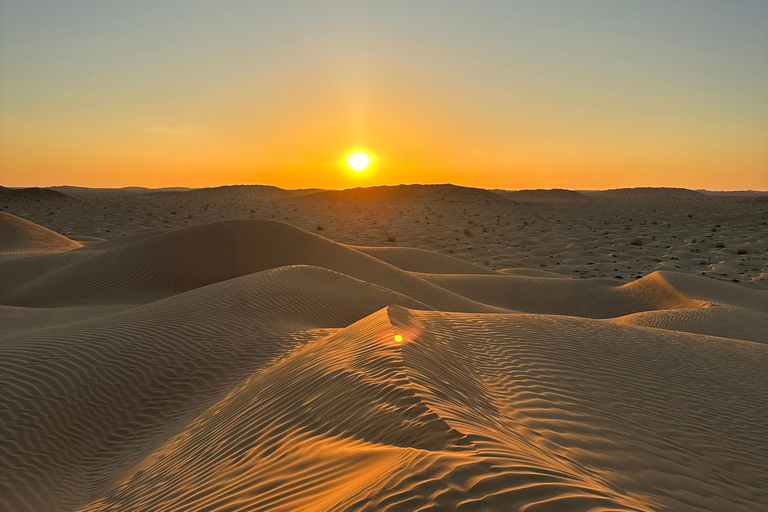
1, 184, 766, 512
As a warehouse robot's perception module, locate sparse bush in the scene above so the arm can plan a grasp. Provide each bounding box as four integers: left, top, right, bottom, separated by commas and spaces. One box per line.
387, 235, 397, 242
715, 242, 725, 248
738, 248, 748, 255
464, 229, 473, 237
316, 225, 323, 230
630, 238, 644, 246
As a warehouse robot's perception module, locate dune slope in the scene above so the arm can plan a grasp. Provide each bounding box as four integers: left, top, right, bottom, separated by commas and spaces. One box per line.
420, 271, 707, 318
0, 266, 431, 512
56, 306, 768, 512
4, 220, 498, 312
0, 212, 82, 256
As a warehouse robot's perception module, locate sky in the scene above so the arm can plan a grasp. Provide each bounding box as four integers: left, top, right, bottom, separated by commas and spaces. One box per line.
1, 0, 767, 190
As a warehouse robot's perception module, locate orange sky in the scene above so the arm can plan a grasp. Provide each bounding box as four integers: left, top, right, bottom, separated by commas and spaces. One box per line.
1, 1, 767, 190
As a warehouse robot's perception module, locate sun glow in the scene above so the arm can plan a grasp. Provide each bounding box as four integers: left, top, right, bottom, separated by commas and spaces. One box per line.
347, 152, 371, 171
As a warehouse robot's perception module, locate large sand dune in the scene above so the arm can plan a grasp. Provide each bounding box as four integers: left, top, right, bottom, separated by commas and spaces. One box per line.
1, 189, 766, 511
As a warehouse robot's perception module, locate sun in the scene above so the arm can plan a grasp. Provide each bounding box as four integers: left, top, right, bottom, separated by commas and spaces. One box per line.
347, 152, 370, 171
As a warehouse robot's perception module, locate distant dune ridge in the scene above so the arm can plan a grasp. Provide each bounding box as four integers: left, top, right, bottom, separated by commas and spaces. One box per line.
494, 188, 593, 202
1, 187, 767, 512
0, 186, 78, 203
582, 187, 708, 198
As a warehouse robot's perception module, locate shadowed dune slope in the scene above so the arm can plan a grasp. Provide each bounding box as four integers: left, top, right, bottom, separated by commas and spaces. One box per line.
3, 220, 499, 312
420, 271, 707, 318
612, 304, 768, 344
0, 266, 430, 512
497, 267, 570, 278
0, 212, 82, 256
0, 250, 94, 302
0, 304, 130, 337
657, 271, 768, 313
62, 306, 768, 512
358, 246, 497, 274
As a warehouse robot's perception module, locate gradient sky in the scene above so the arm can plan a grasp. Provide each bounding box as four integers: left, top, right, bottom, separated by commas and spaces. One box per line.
1, 0, 767, 190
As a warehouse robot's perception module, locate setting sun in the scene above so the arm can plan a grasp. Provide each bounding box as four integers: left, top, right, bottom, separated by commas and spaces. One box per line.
347, 153, 370, 172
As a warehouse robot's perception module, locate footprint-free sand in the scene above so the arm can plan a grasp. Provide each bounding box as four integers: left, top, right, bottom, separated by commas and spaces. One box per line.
1, 185, 766, 511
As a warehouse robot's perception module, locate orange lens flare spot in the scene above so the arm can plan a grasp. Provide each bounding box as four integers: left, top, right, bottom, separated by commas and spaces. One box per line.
394, 334, 403, 343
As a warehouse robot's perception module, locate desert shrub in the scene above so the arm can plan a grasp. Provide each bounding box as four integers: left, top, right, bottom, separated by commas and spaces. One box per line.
316, 225, 323, 230
387, 235, 397, 242
715, 242, 725, 248
738, 248, 748, 254
464, 229, 473, 237
630, 237, 644, 246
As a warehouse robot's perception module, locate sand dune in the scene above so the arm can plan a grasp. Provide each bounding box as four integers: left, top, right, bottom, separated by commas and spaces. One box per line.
358, 246, 496, 274
0, 266, 432, 512
3, 220, 497, 311
419, 271, 707, 317
0, 212, 82, 256
38, 306, 765, 512
0, 186, 77, 203
613, 304, 768, 343
657, 271, 768, 313
1, 187, 766, 512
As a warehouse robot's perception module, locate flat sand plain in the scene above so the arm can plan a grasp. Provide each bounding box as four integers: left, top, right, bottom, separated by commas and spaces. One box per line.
1, 185, 766, 512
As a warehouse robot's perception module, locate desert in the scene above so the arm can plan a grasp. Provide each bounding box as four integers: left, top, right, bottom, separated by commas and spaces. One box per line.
3, 1, 768, 510
1, 184, 766, 512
